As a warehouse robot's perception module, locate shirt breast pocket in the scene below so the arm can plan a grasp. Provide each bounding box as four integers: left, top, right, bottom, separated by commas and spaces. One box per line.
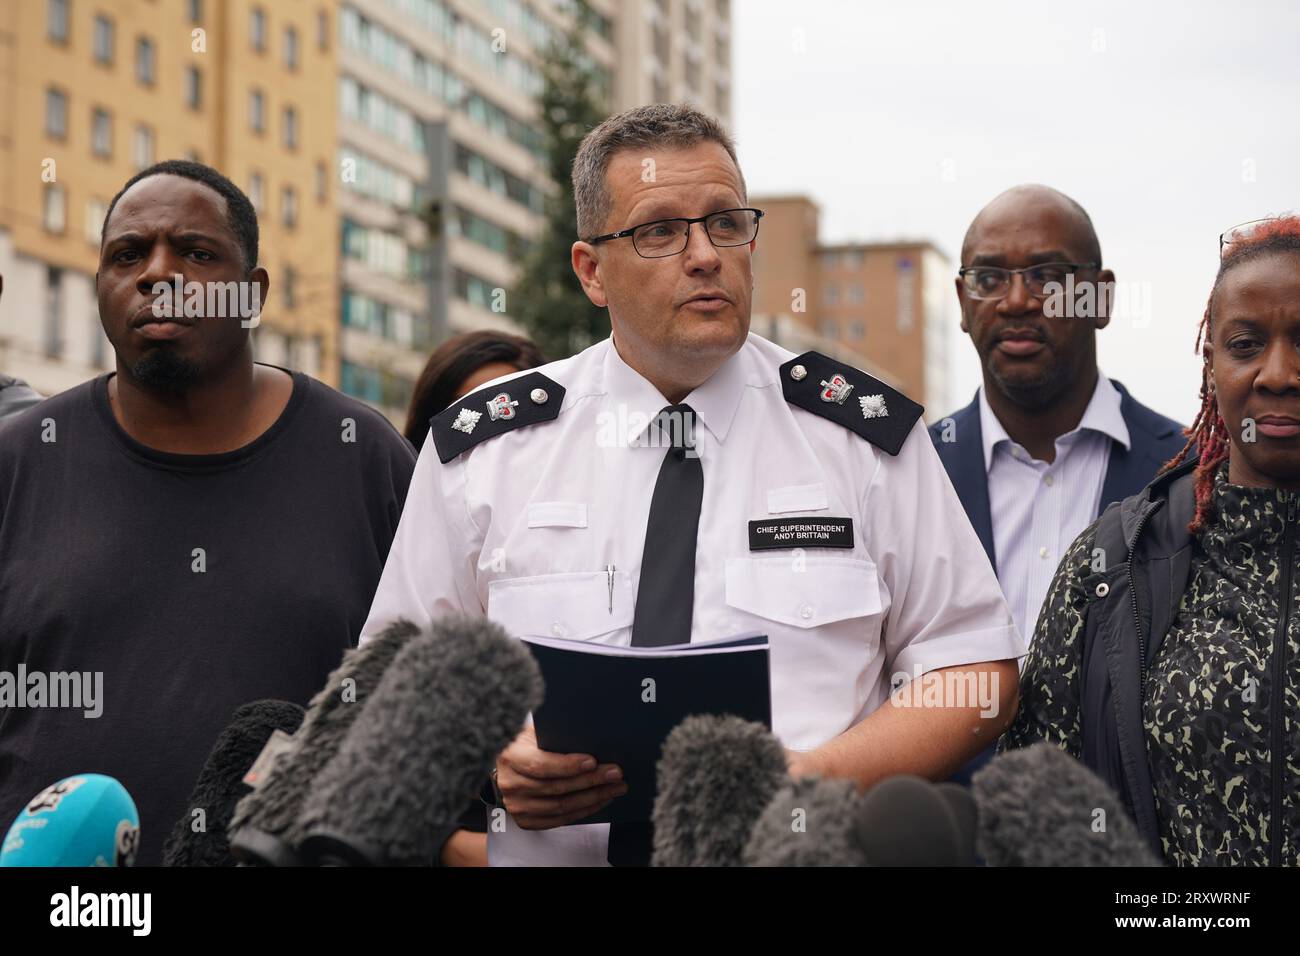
487, 570, 634, 643
724, 555, 883, 630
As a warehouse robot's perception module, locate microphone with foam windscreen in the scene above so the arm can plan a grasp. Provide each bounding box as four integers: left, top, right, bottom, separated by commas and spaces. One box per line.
1, 775, 140, 867
651, 714, 789, 867
972, 742, 1162, 866
228, 619, 420, 866
745, 775, 977, 867
292, 614, 543, 866
161, 699, 305, 867
743, 777, 866, 866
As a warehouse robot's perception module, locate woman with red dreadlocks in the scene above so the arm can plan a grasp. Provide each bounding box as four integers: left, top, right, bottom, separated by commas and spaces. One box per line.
1003, 215, 1300, 866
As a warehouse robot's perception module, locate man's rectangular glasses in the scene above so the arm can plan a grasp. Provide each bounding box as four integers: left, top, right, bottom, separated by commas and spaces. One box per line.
585, 208, 764, 259
957, 262, 1098, 300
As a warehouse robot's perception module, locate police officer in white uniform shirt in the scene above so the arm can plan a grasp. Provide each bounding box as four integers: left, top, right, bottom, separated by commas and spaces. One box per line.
360, 104, 1025, 867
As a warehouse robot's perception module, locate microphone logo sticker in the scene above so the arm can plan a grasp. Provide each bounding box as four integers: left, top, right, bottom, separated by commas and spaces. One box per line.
26, 777, 88, 814
115, 820, 141, 868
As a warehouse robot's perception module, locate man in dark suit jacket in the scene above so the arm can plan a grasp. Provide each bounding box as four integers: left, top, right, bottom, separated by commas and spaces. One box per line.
930, 185, 1187, 783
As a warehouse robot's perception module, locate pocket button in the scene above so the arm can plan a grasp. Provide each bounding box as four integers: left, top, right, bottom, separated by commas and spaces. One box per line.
799, 603, 814, 620
550, 622, 566, 637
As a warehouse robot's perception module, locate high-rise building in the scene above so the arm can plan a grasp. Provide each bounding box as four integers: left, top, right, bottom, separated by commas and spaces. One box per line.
336, 0, 734, 423
0, 0, 341, 397
612, 0, 731, 120
1, 0, 736, 417
751, 195, 953, 417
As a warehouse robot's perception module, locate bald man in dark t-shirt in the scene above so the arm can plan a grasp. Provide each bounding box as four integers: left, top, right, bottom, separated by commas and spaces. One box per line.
0, 162, 415, 864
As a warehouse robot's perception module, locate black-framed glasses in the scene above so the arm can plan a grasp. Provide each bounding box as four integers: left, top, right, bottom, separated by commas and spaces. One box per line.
957, 262, 1099, 300
585, 207, 764, 259
1220, 218, 1281, 255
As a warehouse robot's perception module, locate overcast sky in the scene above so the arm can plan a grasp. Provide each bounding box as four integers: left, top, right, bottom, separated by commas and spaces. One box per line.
732, 0, 1300, 423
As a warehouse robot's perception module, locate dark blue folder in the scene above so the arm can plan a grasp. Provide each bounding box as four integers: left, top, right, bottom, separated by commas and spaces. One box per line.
521, 633, 772, 824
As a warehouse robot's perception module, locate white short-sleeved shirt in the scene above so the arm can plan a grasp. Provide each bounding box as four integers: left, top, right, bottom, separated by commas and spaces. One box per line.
360, 331, 1024, 866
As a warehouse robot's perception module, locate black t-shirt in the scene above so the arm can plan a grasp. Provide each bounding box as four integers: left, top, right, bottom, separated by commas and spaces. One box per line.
0, 367, 416, 864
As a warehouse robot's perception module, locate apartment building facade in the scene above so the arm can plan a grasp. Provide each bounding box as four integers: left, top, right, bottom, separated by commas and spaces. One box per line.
0, 0, 341, 397
751, 195, 954, 417
336, 0, 734, 422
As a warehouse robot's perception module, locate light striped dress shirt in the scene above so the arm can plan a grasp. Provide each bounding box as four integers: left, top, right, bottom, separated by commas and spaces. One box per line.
979, 373, 1130, 644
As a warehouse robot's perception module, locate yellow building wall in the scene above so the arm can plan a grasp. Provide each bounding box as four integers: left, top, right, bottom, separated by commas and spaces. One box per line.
0, 0, 340, 384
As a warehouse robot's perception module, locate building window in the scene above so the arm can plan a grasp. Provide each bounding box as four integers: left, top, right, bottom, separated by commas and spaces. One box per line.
317, 9, 329, 50
823, 284, 838, 305
251, 7, 266, 51
188, 0, 203, 25
315, 161, 327, 202
44, 267, 64, 358
133, 125, 154, 171
136, 36, 156, 85
92, 107, 113, 158
43, 185, 67, 234
849, 320, 865, 340
283, 265, 296, 309
85, 198, 107, 244
341, 361, 382, 404
284, 26, 299, 69
186, 66, 202, 109
847, 283, 864, 303
94, 15, 114, 65
282, 106, 298, 149
45, 88, 68, 139
248, 172, 263, 211
282, 186, 297, 229
47, 0, 70, 43
250, 89, 265, 133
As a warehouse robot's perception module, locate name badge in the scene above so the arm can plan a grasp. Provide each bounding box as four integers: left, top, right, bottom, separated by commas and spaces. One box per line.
748, 517, 854, 550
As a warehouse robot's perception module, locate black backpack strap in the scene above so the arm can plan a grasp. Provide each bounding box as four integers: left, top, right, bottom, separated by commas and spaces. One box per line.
1143, 467, 1198, 663
1076, 462, 1199, 854
1077, 501, 1130, 793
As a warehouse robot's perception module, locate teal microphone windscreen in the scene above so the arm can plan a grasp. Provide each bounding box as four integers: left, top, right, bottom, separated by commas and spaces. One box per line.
1, 774, 140, 867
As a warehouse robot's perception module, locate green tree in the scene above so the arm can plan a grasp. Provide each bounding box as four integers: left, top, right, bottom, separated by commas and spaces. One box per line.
511, 3, 610, 360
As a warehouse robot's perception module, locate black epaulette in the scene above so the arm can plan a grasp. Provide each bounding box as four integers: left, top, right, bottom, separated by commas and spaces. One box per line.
779, 351, 923, 456
429, 371, 565, 463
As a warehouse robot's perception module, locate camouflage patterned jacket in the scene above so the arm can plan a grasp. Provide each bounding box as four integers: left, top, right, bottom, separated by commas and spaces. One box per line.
1004, 460, 1300, 866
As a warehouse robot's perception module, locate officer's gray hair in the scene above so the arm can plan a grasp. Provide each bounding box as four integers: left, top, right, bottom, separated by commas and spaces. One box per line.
572, 104, 747, 240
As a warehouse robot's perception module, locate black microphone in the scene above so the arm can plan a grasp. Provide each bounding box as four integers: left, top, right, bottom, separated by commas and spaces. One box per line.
651, 715, 789, 867
746, 775, 977, 866
161, 699, 305, 867
851, 775, 977, 866
972, 742, 1162, 866
228, 619, 421, 866
293, 614, 543, 866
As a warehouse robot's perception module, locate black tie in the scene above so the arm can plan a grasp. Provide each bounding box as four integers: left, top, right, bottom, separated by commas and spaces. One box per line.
609, 403, 704, 866
630, 404, 704, 647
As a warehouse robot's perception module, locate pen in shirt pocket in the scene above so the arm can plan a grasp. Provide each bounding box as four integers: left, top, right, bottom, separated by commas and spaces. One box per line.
606, 563, 615, 613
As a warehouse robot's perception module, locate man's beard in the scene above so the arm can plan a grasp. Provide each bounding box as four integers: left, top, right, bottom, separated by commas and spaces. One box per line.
131, 346, 201, 393
988, 366, 1071, 410
983, 342, 1076, 411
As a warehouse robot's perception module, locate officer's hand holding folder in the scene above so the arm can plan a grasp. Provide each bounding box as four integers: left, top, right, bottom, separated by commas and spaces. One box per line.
518, 632, 772, 824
